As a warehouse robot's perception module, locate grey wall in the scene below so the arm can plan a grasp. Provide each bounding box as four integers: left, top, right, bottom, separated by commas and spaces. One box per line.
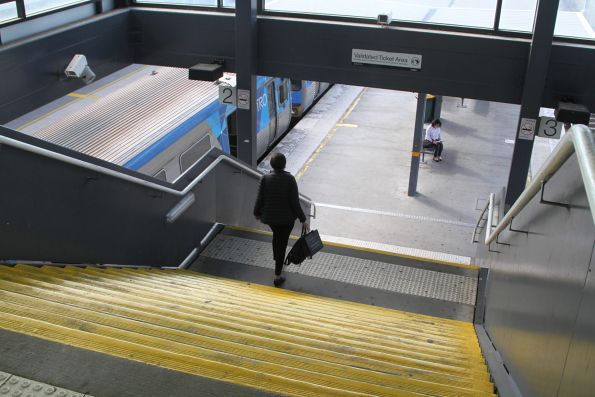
0, 9, 132, 124
1, 8, 595, 124
475, 154, 595, 397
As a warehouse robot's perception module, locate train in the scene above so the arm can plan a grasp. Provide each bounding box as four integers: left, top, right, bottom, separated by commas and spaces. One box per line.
291, 80, 331, 117
16, 66, 329, 183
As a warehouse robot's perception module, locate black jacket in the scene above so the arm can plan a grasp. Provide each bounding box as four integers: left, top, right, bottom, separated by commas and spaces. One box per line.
253, 170, 307, 225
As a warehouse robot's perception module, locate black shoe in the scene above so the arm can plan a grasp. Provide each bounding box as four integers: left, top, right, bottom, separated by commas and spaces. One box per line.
273, 276, 286, 287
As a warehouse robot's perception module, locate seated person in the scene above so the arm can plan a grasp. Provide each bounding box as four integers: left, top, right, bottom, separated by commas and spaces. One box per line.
423, 119, 444, 161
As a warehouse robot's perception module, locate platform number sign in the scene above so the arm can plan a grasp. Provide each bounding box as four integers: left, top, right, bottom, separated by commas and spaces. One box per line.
219, 85, 236, 105
537, 117, 563, 139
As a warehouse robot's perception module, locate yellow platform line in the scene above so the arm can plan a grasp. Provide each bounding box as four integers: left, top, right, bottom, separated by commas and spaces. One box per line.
296, 87, 367, 180
225, 225, 479, 270
0, 276, 492, 392
0, 292, 494, 397
49, 267, 483, 368
2, 268, 487, 380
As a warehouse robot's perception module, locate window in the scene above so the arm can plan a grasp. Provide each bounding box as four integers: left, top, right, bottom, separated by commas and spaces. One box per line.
264, 0, 497, 29
134, 0, 216, 6
555, 0, 595, 40
499, 0, 537, 32
24, 0, 87, 15
222, 0, 234, 8
0, 2, 18, 23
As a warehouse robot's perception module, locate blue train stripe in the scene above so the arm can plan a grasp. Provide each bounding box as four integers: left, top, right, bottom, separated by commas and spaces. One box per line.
124, 101, 225, 170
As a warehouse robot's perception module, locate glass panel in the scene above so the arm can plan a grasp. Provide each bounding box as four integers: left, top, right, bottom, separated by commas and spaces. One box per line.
134, 0, 216, 6
0, 2, 18, 23
24, 0, 87, 15
555, 0, 595, 39
499, 0, 537, 32
265, 0, 497, 29
222, 0, 235, 7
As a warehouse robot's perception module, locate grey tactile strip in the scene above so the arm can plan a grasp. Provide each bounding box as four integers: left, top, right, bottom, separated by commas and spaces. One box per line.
198, 235, 478, 305
0, 372, 93, 397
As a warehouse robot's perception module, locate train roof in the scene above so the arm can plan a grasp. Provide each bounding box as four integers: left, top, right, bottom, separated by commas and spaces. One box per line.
22, 66, 225, 167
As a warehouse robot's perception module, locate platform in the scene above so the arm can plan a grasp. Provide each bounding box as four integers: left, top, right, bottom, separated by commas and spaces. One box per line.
261, 87, 519, 259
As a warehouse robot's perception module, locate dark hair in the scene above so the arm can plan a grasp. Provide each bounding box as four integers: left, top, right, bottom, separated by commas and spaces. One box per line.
431, 119, 442, 127
270, 152, 286, 170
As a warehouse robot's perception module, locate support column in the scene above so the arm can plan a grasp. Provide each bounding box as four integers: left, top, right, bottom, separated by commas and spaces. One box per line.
434, 96, 443, 120
235, 0, 258, 167
504, 0, 560, 209
408, 93, 427, 196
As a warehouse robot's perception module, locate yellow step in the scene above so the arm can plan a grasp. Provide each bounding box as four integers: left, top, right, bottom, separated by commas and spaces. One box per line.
0, 265, 496, 397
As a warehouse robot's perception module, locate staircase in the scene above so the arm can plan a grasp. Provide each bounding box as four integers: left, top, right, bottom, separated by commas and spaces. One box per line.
0, 265, 495, 397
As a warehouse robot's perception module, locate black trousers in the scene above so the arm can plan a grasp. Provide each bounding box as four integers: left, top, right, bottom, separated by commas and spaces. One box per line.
424, 140, 443, 157
269, 222, 294, 276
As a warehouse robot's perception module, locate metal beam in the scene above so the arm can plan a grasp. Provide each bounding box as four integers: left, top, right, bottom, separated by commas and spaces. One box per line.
408, 93, 426, 196
504, 0, 561, 209
235, 0, 258, 166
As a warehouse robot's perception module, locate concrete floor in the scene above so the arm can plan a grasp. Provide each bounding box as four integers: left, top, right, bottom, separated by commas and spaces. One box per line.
286, 88, 519, 258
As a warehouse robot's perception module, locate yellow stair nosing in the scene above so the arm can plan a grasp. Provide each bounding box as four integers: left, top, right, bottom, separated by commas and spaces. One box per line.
0, 310, 386, 397
94, 267, 477, 339
0, 272, 492, 384
53, 266, 486, 360
18, 266, 485, 372
70, 266, 478, 350
0, 294, 495, 397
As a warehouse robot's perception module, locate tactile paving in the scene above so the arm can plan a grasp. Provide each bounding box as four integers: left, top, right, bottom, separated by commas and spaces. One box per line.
0, 373, 91, 397
198, 235, 478, 305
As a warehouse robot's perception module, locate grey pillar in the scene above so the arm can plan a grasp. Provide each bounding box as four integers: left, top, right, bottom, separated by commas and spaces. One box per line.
434, 95, 443, 120
235, 0, 258, 167
408, 93, 427, 196
504, 0, 560, 209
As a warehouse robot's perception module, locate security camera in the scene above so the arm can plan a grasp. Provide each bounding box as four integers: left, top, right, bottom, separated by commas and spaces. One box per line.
377, 11, 392, 26
65, 54, 96, 84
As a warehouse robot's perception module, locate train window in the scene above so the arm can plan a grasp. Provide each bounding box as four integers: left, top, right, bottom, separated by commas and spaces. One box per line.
291, 80, 302, 91
278, 81, 288, 104
180, 135, 211, 172
154, 169, 167, 182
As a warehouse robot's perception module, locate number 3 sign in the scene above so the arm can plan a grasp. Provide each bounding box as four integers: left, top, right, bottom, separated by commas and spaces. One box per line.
537, 117, 563, 139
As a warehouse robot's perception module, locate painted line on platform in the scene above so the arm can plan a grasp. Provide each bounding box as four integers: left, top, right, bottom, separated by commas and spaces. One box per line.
315, 202, 476, 228
296, 88, 367, 180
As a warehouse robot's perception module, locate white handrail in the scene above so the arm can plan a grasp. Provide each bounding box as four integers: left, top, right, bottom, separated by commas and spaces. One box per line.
486, 124, 594, 245
0, 134, 316, 214
471, 193, 493, 244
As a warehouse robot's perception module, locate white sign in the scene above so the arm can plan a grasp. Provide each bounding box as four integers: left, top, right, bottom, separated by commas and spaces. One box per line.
219, 85, 236, 105
237, 89, 250, 110
537, 116, 563, 139
352, 49, 422, 70
518, 118, 536, 141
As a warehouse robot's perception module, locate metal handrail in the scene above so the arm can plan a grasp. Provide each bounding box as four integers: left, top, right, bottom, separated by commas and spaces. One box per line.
0, 134, 316, 216
471, 193, 493, 243
486, 124, 595, 245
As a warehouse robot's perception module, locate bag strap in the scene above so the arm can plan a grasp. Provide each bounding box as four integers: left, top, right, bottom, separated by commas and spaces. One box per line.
301, 224, 307, 236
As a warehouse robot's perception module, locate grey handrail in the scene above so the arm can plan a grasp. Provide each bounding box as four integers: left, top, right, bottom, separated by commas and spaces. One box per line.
471, 193, 494, 243
0, 134, 316, 217
486, 124, 594, 245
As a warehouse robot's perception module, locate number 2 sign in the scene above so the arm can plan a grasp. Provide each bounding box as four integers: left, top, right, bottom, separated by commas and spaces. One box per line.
219, 85, 237, 105
537, 117, 563, 139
